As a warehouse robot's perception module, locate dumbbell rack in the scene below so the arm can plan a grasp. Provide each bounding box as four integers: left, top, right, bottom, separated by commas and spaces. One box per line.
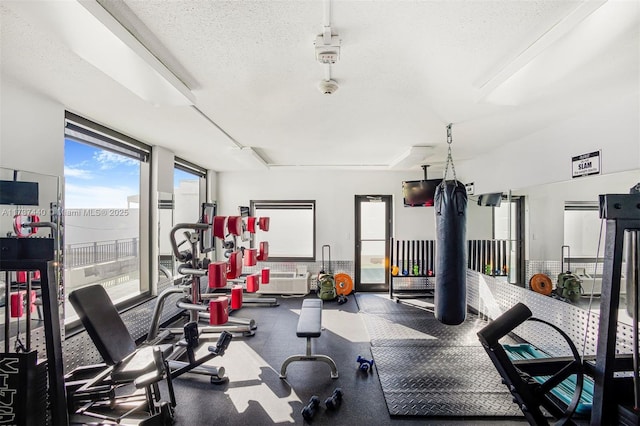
389, 238, 436, 300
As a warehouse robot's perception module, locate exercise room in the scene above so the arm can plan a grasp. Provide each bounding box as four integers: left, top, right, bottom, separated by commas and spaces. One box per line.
0, 1, 639, 425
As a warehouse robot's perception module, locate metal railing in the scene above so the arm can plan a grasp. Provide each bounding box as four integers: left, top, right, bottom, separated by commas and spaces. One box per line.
64, 238, 138, 268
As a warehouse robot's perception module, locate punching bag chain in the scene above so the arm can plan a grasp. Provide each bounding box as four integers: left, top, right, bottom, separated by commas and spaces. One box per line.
442, 123, 458, 183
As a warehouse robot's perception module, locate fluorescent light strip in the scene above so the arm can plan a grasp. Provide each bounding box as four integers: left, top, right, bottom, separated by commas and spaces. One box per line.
388, 146, 434, 170
7, 0, 195, 106
238, 147, 269, 169
268, 164, 390, 170
475, 0, 608, 102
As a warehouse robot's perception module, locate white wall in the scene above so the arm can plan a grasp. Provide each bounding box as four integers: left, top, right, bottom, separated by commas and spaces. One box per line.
0, 78, 64, 176
152, 146, 175, 195
0, 80, 65, 237
516, 169, 640, 261
217, 170, 493, 261
207, 170, 218, 204
456, 93, 640, 195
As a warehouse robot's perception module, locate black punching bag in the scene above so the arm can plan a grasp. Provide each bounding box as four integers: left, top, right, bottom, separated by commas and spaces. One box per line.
434, 180, 468, 325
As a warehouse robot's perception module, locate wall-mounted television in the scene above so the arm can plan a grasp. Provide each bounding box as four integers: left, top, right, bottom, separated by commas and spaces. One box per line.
0, 180, 39, 205
200, 202, 217, 253
402, 179, 442, 207
477, 193, 503, 207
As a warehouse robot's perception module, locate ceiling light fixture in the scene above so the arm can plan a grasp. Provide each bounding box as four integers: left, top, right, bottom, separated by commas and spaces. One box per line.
388, 146, 434, 170
315, 0, 340, 94
268, 164, 388, 171
237, 147, 270, 170
6, 0, 195, 106
318, 80, 339, 95
475, 0, 607, 103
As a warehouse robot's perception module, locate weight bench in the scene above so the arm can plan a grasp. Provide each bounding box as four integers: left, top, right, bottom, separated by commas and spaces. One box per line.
66, 285, 176, 424
280, 299, 338, 379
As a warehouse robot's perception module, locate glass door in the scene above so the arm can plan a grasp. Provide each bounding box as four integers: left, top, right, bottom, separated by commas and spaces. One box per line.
493, 195, 525, 285
355, 195, 392, 292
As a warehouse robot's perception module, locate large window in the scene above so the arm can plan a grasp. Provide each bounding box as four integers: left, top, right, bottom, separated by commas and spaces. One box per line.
250, 200, 315, 261
64, 112, 150, 321
158, 160, 206, 278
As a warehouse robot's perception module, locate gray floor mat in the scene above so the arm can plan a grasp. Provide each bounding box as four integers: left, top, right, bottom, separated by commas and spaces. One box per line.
356, 293, 523, 418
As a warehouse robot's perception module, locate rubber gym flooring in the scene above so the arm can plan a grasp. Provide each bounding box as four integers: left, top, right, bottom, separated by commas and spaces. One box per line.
143, 292, 528, 426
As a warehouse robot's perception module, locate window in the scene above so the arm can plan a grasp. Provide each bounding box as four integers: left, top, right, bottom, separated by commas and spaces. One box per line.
250, 200, 315, 261
158, 159, 206, 278
563, 201, 604, 258
64, 112, 150, 322
492, 196, 524, 284
174, 159, 205, 225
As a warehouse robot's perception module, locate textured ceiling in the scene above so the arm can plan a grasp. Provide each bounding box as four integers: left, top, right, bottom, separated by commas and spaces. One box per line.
1, 0, 638, 172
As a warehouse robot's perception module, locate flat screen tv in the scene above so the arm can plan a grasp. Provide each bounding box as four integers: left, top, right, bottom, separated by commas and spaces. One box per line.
200, 202, 217, 253
402, 179, 442, 207
477, 193, 503, 207
0, 180, 39, 205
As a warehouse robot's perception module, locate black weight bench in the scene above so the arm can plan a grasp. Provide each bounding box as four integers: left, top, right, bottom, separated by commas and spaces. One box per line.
66, 284, 176, 423
280, 299, 339, 379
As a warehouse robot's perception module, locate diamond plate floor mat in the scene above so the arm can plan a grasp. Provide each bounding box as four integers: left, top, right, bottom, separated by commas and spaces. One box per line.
372, 345, 523, 417
356, 294, 518, 347
356, 293, 419, 315
363, 312, 495, 347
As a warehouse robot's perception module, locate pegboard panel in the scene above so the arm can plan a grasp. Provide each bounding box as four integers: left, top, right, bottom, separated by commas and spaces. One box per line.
0, 315, 66, 372
468, 270, 633, 357
63, 330, 103, 371
526, 260, 562, 289
0, 323, 56, 361
391, 276, 435, 290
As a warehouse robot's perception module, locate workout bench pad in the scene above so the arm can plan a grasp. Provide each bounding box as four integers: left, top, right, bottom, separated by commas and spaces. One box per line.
296, 299, 322, 338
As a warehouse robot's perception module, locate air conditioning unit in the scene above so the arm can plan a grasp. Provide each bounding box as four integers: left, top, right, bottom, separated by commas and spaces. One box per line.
574, 268, 627, 296
257, 272, 309, 295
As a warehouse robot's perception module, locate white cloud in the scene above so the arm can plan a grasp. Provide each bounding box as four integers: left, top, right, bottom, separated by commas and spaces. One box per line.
64, 166, 93, 179
65, 183, 136, 208
93, 151, 138, 170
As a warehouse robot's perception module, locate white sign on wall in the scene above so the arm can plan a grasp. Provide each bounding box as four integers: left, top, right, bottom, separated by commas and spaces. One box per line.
571, 150, 601, 178
465, 182, 475, 195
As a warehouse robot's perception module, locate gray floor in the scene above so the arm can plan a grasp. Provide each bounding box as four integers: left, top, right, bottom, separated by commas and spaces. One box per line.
155, 293, 528, 426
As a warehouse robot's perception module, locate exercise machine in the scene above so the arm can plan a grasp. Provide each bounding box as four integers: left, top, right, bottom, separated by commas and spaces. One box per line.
146, 221, 254, 384
478, 192, 640, 425
66, 284, 233, 423
0, 175, 67, 425
216, 213, 277, 307
1, 232, 67, 425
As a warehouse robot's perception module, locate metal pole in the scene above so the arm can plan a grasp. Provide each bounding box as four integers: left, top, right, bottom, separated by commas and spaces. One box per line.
591, 194, 640, 425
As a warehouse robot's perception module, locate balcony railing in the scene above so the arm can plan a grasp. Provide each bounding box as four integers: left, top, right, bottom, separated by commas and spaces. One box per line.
64, 238, 138, 268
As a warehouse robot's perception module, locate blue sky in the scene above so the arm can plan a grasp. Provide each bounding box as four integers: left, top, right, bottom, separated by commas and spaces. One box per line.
173, 168, 194, 188
64, 139, 140, 208
65, 139, 199, 208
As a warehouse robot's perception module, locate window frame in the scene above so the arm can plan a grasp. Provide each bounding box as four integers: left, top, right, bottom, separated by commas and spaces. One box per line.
64, 112, 152, 322
169, 162, 208, 277
492, 195, 525, 285
250, 200, 316, 262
